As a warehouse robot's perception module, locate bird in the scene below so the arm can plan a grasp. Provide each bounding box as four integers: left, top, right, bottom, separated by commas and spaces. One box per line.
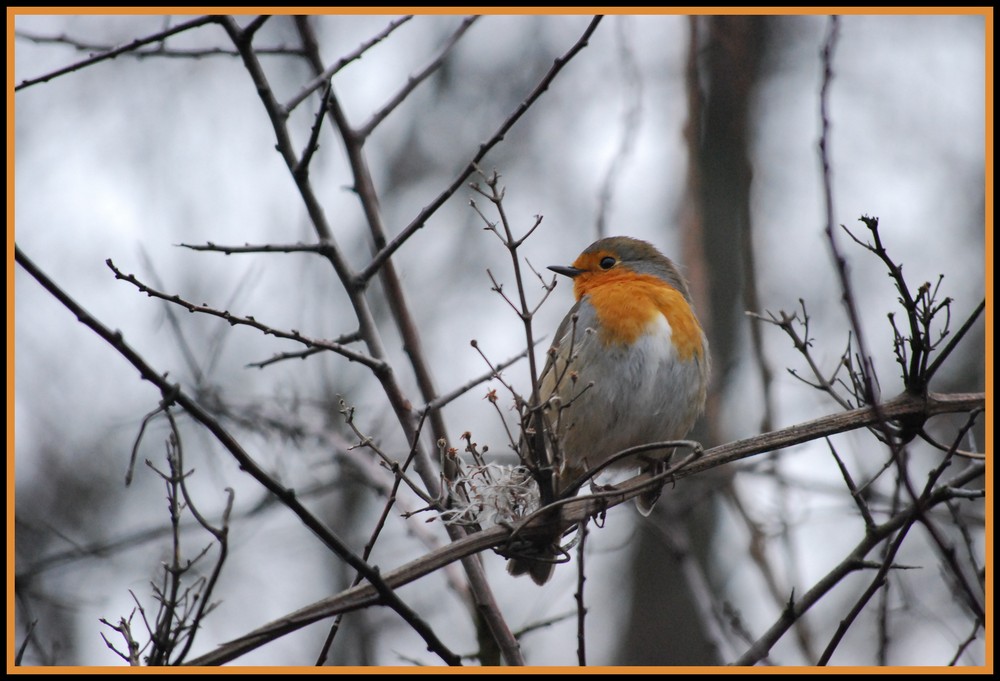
508, 236, 710, 584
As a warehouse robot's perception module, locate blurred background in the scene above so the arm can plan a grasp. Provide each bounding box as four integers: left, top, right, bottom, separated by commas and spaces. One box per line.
13, 12, 987, 667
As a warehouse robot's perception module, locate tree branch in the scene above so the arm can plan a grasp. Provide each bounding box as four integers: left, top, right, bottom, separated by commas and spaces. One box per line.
105, 259, 385, 372
16, 244, 462, 666
185, 389, 983, 665
14, 15, 221, 91
357, 15, 604, 284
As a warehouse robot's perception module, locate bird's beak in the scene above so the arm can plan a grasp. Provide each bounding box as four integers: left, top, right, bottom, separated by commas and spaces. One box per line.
548, 265, 584, 278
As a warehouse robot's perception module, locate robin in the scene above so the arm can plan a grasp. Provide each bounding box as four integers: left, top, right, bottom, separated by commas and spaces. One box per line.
509, 236, 710, 584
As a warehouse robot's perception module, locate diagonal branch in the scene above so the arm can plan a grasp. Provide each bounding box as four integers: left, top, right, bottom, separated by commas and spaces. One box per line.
217, 15, 439, 497
14, 15, 221, 91
733, 461, 984, 666
282, 15, 413, 115
422, 342, 536, 414
356, 15, 481, 140
294, 17, 528, 664
925, 298, 985, 383
184, 389, 984, 665
106, 259, 384, 372
357, 15, 604, 284
16, 244, 462, 666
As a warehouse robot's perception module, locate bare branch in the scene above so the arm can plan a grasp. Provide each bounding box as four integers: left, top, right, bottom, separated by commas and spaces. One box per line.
926, 298, 985, 383
294, 81, 332, 179
316, 409, 429, 665
733, 462, 983, 666
818, 17, 881, 411
575, 520, 589, 666
294, 16, 452, 470
339, 399, 437, 508
291, 19, 523, 665
187, 438, 985, 666
16, 244, 461, 666
178, 241, 329, 255
357, 16, 481, 140
747, 302, 855, 411
16, 26, 304, 58
423, 343, 536, 413
106, 259, 385, 372
358, 16, 604, 283
15, 620, 39, 666
15, 15, 221, 91
827, 439, 876, 530
247, 331, 363, 369
282, 15, 413, 115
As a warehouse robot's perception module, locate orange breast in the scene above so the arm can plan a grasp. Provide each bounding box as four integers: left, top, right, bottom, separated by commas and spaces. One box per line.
574, 271, 705, 360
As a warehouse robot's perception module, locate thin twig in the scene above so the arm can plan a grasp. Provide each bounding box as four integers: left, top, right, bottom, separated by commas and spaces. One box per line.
15, 15, 221, 91
186, 457, 986, 666
357, 16, 481, 140
294, 15, 521, 664
16, 27, 305, 58
316, 410, 429, 665
733, 462, 983, 666
575, 520, 589, 666
248, 331, 363, 369
106, 259, 385, 371
16, 243, 462, 667
358, 16, 604, 283
282, 15, 413, 115
925, 298, 985, 383
422, 343, 536, 413
827, 439, 876, 530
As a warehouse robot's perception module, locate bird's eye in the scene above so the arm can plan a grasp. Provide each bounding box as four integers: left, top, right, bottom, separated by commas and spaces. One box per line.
599, 256, 616, 270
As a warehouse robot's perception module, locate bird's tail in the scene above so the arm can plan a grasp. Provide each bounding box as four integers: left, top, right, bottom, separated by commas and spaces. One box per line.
506, 547, 558, 585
